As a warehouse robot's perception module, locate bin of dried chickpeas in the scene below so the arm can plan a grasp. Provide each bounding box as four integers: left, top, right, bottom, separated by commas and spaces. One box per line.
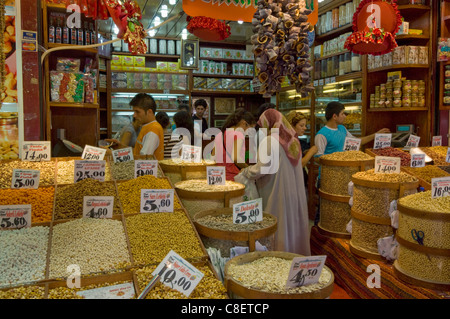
159, 159, 216, 184
174, 179, 245, 219
318, 189, 352, 238
350, 169, 419, 260
394, 191, 450, 290
224, 251, 334, 299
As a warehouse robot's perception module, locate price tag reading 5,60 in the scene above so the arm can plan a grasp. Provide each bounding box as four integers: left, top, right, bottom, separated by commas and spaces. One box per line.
286, 255, 327, 288
140, 189, 174, 213
233, 198, 263, 225
431, 177, 450, 199
74, 160, 106, 183
11, 169, 40, 189
375, 156, 401, 174
0, 205, 32, 230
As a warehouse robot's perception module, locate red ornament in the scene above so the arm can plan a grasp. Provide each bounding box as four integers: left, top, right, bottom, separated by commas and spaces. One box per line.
187, 16, 231, 42
345, 0, 402, 55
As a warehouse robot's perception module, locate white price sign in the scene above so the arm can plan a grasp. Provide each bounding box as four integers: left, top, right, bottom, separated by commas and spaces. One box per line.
410, 153, 426, 168
446, 147, 450, 163
77, 282, 135, 299
81, 145, 107, 161
11, 169, 40, 189
74, 160, 106, 183
135, 160, 158, 178
181, 145, 202, 163
431, 177, 450, 199
112, 147, 134, 163
207, 166, 225, 185
83, 196, 114, 219
432, 136, 442, 147
152, 250, 204, 298
375, 156, 401, 174
140, 189, 174, 213
343, 137, 361, 152
233, 198, 263, 225
374, 133, 392, 149
0, 205, 32, 230
21, 141, 51, 162
286, 255, 327, 288
405, 134, 420, 148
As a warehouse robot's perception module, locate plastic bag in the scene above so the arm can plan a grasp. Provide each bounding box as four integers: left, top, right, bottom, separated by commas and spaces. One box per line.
234, 172, 259, 201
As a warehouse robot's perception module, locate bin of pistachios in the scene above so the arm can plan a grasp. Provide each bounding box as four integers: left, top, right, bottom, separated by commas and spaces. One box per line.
159, 159, 216, 184
394, 191, 450, 290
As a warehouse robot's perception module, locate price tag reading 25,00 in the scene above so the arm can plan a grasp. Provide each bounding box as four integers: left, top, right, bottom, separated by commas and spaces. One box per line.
74, 160, 106, 183
373, 133, 392, 150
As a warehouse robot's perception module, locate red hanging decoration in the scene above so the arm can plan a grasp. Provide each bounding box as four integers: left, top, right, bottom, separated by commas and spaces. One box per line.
344, 0, 402, 56
186, 16, 231, 42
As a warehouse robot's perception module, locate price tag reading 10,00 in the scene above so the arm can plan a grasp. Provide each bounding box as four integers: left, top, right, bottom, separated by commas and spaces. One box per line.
0, 205, 32, 230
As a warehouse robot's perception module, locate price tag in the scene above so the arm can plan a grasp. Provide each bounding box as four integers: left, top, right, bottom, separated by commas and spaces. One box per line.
112, 147, 134, 163
233, 198, 263, 225
410, 153, 426, 168
140, 189, 174, 213
74, 160, 106, 183
330, 76, 336, 84
81, 145, 107, 161
313, 80, 319, 87
405, 134, 420, 148
21, 141, 51, 162
324, 77, 331, 84
152, 250, 204, 298
207, 166, 225, 185
343, 137, 361, 152
134, 160, 158, 178
375, 156, 401, 174
374, 133, 392, 149
83, 196, 114, 219
76, 282, 135, 299
0, 205, 32, 230
180, 145, 202, 163
432, 136, 442, 147
431, 177, 450, 198
11, 169, 40, 189
285, 255, 327, 288
318, 79, 324, 86
446, 148, 450, 163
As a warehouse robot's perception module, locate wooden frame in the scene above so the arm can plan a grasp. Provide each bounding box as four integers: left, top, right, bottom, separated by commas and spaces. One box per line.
214, 97, 236, 115
180, 39, 199, 69
214, 119, 226, 128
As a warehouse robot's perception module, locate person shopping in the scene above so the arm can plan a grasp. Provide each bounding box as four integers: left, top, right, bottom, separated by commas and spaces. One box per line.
116, 117, 141, 148
286, 111, 318, 168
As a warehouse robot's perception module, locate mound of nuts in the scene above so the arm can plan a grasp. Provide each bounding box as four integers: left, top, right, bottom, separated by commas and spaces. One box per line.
110, 160, 164, 181
47, 281, 133, 299
353, 169, 418, 183
0, 160, 56, 188
0, 286, 45, 299
420, 147, 450, 166
399, 190, 450, 214
175, 179, 245, 192
159, 159, 216, 166
56, 159, 112, 184
370, 147, 411, 166
196, 213, 276, 232
402, 166, 450, 183
320, 151, 373, 161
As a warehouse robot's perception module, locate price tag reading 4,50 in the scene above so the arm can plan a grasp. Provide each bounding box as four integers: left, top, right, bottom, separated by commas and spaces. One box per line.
0, 205, 32, 230
74, 160, 106, 183
233, 198, 263, 225
207, 166, 225, 185
112, 147, 134, 163
152, 250, 204, 298
83, 196, 114, 219
343, 137, 361, 152
375, 156, 401, 174
181, 145, 202, 163
431, 177, 450, 199
81, 145, 107, 161
140, 189, 174, 213
286, 255, 327, 288
11, 169, 40, 189
22, 141, 51, 162
135, 160, 158, 178
410, 153, 426, 168
373, 133, 392, 149
432, 136, 442, 147
405, 135, 420, 148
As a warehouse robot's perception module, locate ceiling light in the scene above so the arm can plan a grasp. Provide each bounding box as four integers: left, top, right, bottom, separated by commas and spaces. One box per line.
161, 5, 168, 18
148, 29, 156, 37
154, 16, 161, 26
113, 25, 119, 34
182, 28, 187, 40
237, 20, 243, 24
169, 0, 176, 5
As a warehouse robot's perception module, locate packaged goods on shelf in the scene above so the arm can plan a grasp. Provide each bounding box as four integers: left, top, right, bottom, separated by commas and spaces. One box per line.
55, 57, 81, 72
156, 61, 168, 72
193, 77, 208, 89
207, 78, 222, 90
50, 71, 85, 103
222, 78, 236, 90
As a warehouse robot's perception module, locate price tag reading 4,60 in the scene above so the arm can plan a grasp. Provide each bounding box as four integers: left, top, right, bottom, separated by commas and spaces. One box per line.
74, 160, 106, 183
22, 141, 51, 162
411, 153, 426, 168
152, 250, 204, 297
0, 205, 32, 230
432, 136, 442, 147
81, 145, 107, 161
233, 198, 263, 225
405, 135, 420, 148
181, 145, 202, 163
286, 255, 327, 288
431, 177, 450, 199
373, 133, 392, 149
11, 169, 40, 189
83, 196, 114, 219
207, 166, 225, 185
375, 156, 401, 174
112, 147, 134, 163
343, 137, 361, 152
140, 189, 174, 213
134, 160, 158, 178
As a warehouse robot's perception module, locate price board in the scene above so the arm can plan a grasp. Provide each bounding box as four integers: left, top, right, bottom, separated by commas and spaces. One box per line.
112, 147, 134, 163
134, 160, 158, 178
233, 198, 263, 225
81, 145, 107, 161
83, 196, 114, 219
285, 255, 327, 288
152, 250, 204, 298
373, 133, 392, 149
431, 177, 450, 199
180, 145, 202, 163
432, 136, 442, 147
410, 153, 426, 168
76, 282, 135, 299
207, 166, 225, 185
74, 160, 106, 183
343, 137, 361, 152
140, 189, 174, 213
375, 156, 401, 174
21, 141, 51, 162
405, 134, 420, 148
0, 205, 32, 230
11, 169, 40, 189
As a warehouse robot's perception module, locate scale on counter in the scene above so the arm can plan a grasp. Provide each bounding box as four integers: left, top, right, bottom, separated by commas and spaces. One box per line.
392, 124, 415, 148
51, 129, 84, 157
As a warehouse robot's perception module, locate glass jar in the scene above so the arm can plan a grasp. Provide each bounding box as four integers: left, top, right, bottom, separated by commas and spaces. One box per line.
344, 52, 352, 73
393, 98, 402, 108
327, 58, 333, 77
403, 80, 412, 95
339, 54, 345, 75
351, 52, 361, 72
393, 79, 402, 88
418, 95, 426, 107
0, 112, 19, 160
411, 94, 419, 107
333, 55, 339, 76
402, 95, 411, 107
411, 80, 419, 94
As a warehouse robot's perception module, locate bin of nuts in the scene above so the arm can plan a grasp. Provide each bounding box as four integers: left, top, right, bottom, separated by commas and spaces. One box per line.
159, 159, 216, 184
55, 158, 113, 184
394, 191, 450, 290
0, 159, 56, 188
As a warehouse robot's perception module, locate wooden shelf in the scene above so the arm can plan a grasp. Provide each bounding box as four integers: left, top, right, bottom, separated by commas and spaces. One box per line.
49, 102, 99, 109
112, 52, 180, 59
367, 107, 428, 112
199, 57, 253, 63
193, 73, 254, 79
111, 70, 188, 75
99, 88, 107, 93
191, 90, 256, 95
397, 4, 431, 12
111, 109, 133, 112
395, 34, 429, 41
315, 50, 349, 62
47, 43, 98, 54
45, 3, 67, 9
315, 24, 353, 43
368, 64, 429, 73
111, 89, 189, 95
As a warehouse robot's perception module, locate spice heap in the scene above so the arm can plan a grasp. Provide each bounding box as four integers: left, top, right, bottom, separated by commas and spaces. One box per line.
0, 160, 56, 188
160, 159, 216, 166
175, 180, 245, 192
111, 160, 163, 181
0, 286, 45, 299
419, 147, 450, 166
370, 147, 411, 166
399, 190, 450, 214
402, 166, 450, 183
196, 213, 276, 232
321, 151, 373, 161
353, 169, 417, 183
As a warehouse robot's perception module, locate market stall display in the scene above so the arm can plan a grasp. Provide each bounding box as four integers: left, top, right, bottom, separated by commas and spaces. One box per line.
0, 159, 56, 188
158, 159, 216, 184
55, 157, 113, 184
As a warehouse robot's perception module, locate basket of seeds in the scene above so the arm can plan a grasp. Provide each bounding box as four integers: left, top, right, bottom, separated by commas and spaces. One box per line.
159, 159, 216, 184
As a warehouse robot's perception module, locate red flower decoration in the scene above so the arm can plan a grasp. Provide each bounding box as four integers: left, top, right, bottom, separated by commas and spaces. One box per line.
187, 16, 231, 42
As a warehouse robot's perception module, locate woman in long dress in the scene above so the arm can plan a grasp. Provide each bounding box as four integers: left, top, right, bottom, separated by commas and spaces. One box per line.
238, 109, 311, 256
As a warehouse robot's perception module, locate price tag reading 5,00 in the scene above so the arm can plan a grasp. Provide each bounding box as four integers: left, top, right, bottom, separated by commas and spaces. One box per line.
233, 198, 263, 225
11, 169, 40, 189
140, 189, 174, 213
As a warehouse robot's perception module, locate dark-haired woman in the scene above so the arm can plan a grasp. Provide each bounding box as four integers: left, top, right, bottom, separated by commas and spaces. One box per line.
169, 111, 195, 159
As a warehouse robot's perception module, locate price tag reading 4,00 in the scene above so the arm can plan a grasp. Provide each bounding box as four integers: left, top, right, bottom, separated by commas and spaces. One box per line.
286, 255, 327, 288
22, 141, 51, 162
233, 198, 263, 225
373, 133, 392, 150
140, 189, 174, 213
152, 250, 204, 297
207, 166, 225, 185
74, 160, 106, 183
375, 156, 401, 174
0, 205, 32, 230
431, 177, 450, 199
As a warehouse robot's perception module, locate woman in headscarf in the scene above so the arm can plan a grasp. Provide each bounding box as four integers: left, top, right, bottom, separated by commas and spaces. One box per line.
236, 109, 311, 256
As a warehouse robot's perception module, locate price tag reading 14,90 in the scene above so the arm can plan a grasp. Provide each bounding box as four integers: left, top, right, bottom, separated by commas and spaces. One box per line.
431, 177, 450, 199
0, 205, 32, 230
22, 141, 51, 162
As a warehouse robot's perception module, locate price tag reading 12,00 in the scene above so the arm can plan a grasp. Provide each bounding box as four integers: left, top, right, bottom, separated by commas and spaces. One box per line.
375, 156, 401, 174
207, 166, 225, 185
140, 189, 174, 213
81, 145, 107, 161
74, 160, 106, 183
431, 177, 450, 199
0, 205, 32, 230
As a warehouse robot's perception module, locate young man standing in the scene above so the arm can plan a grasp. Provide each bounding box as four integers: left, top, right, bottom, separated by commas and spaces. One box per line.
192, 99, 209, 134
